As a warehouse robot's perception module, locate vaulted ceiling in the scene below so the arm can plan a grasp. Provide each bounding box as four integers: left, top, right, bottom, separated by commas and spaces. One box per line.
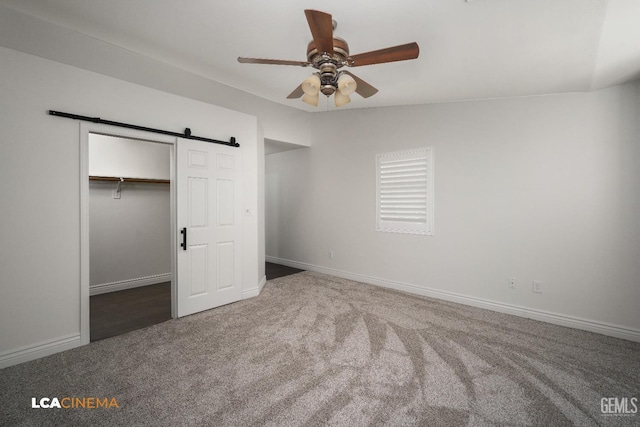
2, 0, 639, 112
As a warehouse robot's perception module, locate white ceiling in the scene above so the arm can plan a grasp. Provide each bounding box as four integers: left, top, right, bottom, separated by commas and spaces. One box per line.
1, 0, 639, 113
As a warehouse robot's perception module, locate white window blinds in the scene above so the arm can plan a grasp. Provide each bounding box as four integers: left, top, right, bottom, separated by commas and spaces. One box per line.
376, 147, 434, 235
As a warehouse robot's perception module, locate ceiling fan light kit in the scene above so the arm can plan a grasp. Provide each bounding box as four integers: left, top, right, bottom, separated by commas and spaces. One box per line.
334, 90, 351, 107
337, 73, 357, 96
238, 9, 420, 108
302, 93, 319, 107
302, 74, 321, 96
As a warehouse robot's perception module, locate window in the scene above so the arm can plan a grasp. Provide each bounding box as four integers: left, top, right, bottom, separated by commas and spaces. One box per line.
376, 147, 434, 235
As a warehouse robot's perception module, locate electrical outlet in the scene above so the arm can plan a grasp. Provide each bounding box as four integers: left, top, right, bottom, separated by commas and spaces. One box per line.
509, 277, 517, 289
328, 251, 334, 260
532, 280, 542, 293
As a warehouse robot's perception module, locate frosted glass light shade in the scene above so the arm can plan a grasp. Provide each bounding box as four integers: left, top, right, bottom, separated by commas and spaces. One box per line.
337, 73, 357, 96
301, 74, 321, 96
334, 91, 351, 107
302, 93, 319, 106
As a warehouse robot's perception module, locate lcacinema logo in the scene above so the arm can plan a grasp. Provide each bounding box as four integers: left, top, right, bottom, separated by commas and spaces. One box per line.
31, 397, 119, 409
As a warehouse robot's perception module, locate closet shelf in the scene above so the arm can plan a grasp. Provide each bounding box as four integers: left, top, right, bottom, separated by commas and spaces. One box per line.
89, 176, 170, 184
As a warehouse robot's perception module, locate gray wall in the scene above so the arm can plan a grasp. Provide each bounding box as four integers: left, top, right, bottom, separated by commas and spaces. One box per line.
89, 135, 171, 291
89, 134, 171, 180
89, 182, 171, 289
266, 81, 640, 336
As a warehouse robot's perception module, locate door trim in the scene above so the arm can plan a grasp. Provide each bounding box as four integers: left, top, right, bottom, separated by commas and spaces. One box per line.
80, 122, 177, 345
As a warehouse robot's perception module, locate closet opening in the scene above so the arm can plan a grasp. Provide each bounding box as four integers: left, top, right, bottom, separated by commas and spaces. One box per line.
86, 132, 175, 342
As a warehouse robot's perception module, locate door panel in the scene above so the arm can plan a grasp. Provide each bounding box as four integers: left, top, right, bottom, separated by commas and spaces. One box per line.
189, 178, 208, 227
189, 244, 208, 296
217, 242, 234, 290
217, 180, 234, 225
177, 138, 242, 317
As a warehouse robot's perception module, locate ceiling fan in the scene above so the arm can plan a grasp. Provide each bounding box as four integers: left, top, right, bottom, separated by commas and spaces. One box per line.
237, 9, 420, 107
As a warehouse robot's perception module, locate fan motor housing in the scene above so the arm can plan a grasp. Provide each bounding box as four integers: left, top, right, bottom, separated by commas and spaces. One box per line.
307, 37, 350, 67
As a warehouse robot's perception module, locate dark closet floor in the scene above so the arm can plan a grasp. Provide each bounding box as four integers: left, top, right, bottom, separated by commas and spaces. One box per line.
265, 261, 304, 280
90, 263, 305, 341
90, 282, 172, 342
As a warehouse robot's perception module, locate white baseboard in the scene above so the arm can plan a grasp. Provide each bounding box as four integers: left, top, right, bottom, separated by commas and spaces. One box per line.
266, 256, 640, 343
90, 273, 172, 296
242, 275, 267, 300
0, 334, 82, 369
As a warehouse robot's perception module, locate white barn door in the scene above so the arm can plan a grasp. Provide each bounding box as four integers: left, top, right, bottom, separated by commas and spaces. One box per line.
176, 138, 242, 317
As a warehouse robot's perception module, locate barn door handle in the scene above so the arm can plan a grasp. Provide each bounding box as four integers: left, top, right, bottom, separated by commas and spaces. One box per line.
180, 227, 187, 250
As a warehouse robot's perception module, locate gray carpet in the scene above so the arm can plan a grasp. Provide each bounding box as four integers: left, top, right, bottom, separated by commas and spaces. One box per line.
1, 271, 638, 426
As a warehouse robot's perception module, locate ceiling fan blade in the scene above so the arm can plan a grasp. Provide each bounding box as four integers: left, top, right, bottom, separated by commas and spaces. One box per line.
287, 85, 304, 99
304, 9, 334, 54
238, 57, 310, 67
349, 42, 419, 67
342, 71, 378, 98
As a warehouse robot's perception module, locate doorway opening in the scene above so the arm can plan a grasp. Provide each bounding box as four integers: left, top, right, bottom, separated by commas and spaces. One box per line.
264, 138, 309, 280
80, 124, 177, 344
88, 133, 172, 341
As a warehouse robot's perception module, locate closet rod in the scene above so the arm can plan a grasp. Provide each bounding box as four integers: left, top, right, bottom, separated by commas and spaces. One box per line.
48, 110, 239, 147
89, 176, 170, 184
